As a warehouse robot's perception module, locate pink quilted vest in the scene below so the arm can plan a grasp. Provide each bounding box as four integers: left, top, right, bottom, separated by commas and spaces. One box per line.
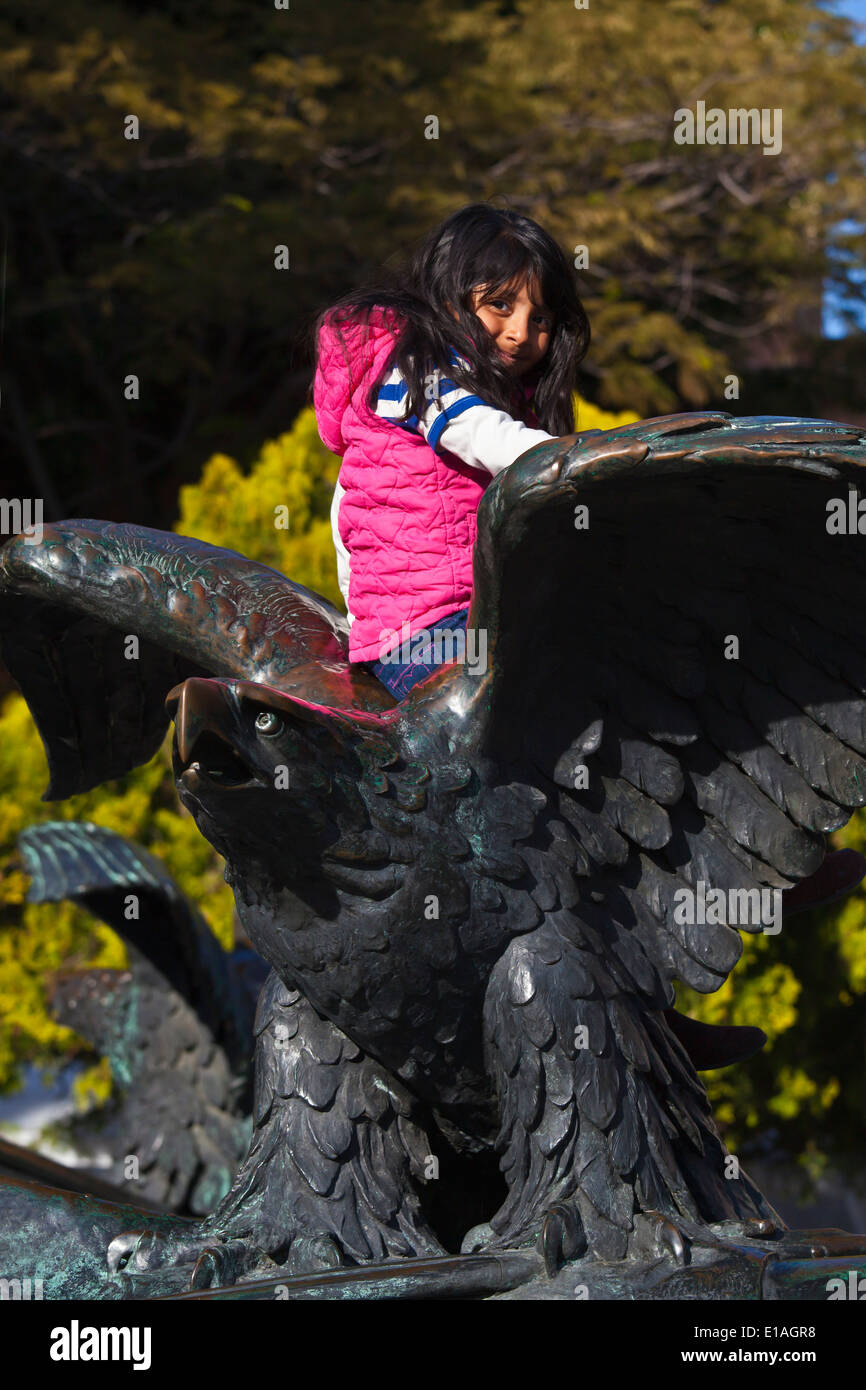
314, 307, 493, 663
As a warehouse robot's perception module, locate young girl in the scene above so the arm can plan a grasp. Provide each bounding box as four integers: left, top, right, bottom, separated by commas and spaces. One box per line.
313, 202, 587, 701
312, 202, 866, 1060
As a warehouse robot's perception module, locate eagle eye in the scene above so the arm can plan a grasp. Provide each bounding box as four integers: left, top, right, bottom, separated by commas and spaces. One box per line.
254, 710, 283, 736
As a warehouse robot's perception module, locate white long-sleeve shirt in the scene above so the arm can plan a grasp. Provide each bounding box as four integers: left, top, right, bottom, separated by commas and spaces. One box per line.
374, 363, 555, 476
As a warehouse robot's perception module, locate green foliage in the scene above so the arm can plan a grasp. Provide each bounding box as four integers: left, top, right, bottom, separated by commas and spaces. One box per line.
3, 0, 865, 520
175, 405, 344, 608
574, 397, 640, 433
677, 819, 866, 1174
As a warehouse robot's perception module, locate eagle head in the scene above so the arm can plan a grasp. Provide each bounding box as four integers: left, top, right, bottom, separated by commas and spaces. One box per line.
163, 675, 409, 903
164, 676, 361, 875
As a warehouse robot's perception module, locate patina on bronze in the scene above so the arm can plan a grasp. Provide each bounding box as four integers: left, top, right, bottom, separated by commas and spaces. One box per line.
3, 413, 866, 1300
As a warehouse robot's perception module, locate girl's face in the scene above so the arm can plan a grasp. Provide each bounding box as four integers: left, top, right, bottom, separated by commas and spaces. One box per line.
469, 275, 552, 377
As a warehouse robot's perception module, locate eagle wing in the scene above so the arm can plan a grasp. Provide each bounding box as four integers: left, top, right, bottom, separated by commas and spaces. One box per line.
20, 821, 260, 1213
448, 412, 866, 998
409, 413, 866, 1252
0, 520, 393, 798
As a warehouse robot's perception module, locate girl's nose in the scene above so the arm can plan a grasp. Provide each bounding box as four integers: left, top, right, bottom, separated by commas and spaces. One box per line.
505, 315, 530, 346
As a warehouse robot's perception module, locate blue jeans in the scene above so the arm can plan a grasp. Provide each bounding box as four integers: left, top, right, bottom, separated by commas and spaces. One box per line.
366, 607, 470, 700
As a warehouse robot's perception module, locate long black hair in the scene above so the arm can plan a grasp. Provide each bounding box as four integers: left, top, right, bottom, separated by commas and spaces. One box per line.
315, 204, 590, 435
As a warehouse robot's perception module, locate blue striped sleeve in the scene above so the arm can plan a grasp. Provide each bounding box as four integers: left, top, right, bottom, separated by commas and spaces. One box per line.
426, 394, 486, 450
377, 381, 408, 402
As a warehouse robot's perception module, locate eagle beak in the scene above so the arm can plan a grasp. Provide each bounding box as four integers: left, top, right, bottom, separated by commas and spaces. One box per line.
165, 678, 232, 766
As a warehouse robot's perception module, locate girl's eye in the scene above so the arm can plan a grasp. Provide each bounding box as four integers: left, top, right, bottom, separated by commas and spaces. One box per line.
255, 710, 283, 735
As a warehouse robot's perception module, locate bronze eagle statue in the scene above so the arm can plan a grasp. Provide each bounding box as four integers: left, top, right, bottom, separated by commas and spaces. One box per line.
3, 410, 866, 1296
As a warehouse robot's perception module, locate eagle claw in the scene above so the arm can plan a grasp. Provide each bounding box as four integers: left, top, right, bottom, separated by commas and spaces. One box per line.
107, 1226, 261, 1289
189, 1241, 250, 1290
652, 1214, 689, 1265
539, 1202, 586, 1277
107, 1228, 162, 1275
107, 1223, 345, 1290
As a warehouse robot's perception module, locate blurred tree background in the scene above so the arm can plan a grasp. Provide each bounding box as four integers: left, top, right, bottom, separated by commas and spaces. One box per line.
2, 0, 866, 1187
2, 0, 865, 521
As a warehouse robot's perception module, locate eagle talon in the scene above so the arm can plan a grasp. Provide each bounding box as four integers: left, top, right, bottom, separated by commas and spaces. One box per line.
106, 1230, 142, 1275
106, 1228, 170, 1275
190, 1245, 228, 1290
461, 1222, 496, 1255
743, 1218, 777, 1239
539, 1202, 586, 1277
285, 1232, 343, 1277
654, 1215, 688, 1266
107, 1226, 256, 1287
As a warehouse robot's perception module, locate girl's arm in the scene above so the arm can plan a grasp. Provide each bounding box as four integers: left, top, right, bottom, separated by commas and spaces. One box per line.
422, 391, 557, 476
376, 365, 557, 476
